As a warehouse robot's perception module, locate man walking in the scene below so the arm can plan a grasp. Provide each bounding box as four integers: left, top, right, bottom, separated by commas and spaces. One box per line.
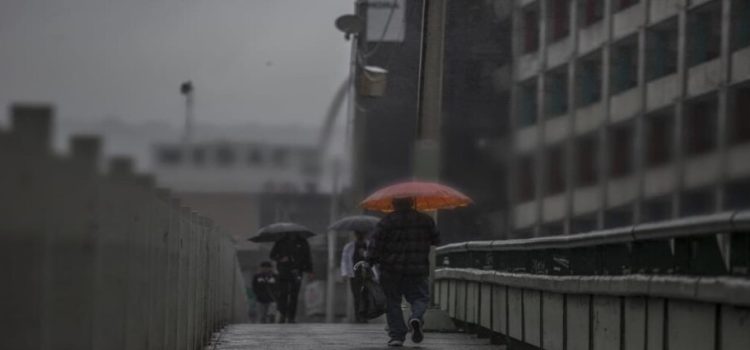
270, 233, 313, 323
368, 197, 439, 347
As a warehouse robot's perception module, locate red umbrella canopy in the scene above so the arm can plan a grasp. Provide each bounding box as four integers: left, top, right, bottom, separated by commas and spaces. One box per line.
361, 181, 473, 212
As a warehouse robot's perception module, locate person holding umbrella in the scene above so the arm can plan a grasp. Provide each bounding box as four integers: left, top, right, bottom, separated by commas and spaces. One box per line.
332, 215, 380, 323
249, 223, 315, 324
270, 232, 313, 323
361, 181, 472, 347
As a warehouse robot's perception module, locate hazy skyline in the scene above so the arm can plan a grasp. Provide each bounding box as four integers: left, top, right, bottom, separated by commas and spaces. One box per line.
0, 0, 354, 128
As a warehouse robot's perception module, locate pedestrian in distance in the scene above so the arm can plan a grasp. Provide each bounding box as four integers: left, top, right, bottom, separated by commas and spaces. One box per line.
340, 230, 371, 323
366, 197, 440, 347
270, 232, 313, 323
251, 261, 278, 324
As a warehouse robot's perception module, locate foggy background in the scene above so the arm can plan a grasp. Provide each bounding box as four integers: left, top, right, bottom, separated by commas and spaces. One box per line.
0, 0, 352, 168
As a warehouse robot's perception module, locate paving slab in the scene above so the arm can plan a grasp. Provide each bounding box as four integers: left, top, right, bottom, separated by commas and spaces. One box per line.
207, 323, 503, 350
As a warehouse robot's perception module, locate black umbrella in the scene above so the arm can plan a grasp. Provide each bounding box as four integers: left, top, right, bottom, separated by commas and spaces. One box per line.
248, 222, 316, 243
328, 215, 380, 233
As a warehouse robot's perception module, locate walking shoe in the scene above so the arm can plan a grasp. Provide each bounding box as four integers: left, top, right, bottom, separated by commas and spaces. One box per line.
387, 339, 404, 347
409, 318, 424, 344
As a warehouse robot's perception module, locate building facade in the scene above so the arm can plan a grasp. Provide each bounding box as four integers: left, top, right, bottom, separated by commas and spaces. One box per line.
153, 141, 320, 194
507, 0, 750, 237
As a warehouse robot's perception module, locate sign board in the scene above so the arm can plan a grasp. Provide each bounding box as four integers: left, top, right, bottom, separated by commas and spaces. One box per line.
366, 0, 406, 43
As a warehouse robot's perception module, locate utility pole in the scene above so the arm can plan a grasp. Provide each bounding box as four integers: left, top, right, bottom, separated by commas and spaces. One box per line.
325, 158, 342, 323
414, 0, 447, 180
180, 81, 194, 146
415, 0, 449, 317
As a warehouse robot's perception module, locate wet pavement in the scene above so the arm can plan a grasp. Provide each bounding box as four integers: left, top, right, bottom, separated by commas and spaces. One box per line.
207, 323, 503, 350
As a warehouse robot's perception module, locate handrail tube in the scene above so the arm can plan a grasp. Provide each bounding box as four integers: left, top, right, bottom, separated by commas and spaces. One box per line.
437, 210, 750, 254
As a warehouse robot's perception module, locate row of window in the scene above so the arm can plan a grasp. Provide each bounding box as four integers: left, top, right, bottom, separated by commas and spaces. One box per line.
521, 0, 750, 63
523, 0, 640, 54
519, 177, 750, 236
519, 3, 750, 128
156, 145, 320, 174
516, 86, 750, 201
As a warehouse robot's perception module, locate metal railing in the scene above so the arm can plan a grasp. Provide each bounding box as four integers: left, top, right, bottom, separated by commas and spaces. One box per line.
436, 211, 750, 277
0, 104, 248, 350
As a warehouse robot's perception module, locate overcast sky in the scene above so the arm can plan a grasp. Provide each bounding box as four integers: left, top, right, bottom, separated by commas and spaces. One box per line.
0, 0, 353, 128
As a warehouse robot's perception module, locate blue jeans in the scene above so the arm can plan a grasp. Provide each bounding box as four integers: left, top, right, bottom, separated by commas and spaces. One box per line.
380, 274, 430, 341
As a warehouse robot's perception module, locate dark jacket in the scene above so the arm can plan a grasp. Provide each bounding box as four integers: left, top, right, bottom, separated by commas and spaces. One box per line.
368, 209, 440, 276
252, 272, 278, 303
270, 236, 313, 278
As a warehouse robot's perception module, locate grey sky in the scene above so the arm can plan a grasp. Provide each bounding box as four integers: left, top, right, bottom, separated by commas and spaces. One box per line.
0, 0, 353, 127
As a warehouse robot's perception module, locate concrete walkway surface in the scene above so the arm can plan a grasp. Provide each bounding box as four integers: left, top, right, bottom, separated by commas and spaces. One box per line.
207, 323, 503, 350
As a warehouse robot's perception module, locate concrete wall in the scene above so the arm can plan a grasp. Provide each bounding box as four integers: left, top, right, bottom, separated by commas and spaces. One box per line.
0, 104, 249, 350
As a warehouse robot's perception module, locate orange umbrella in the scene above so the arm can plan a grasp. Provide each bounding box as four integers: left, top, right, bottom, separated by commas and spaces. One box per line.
361, 180, 473, 212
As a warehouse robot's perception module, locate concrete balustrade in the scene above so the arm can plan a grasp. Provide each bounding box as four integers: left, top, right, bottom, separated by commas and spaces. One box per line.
435, 212, 750, 349
0, 104, 248, 350
435, 269, 750, 350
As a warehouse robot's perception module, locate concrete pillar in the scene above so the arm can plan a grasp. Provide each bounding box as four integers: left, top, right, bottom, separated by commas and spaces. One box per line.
566, 294, 591, 350
41, 138, 99, 350
522, 289, 542, 347
542, 292, 565, 350
592, 296, 621, 350
491, 286, 508, 335
667, 300, 716, 350
507, 287, 524, 341
10, 103, 53, 153
70, 135, 102, 173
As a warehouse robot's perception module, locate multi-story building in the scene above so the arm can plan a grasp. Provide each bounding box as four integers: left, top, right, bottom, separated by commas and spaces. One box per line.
507, 0, 750, 237
153, 141, 321, 194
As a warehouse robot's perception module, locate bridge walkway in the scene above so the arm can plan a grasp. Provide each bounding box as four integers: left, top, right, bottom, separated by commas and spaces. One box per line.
207, 323, 503, 350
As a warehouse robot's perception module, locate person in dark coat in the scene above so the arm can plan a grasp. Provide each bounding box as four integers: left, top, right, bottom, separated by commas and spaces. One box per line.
270, 233, 313, 323
340, 230, 371, 323
251, 261, 278, 323
368, 197, 440, 347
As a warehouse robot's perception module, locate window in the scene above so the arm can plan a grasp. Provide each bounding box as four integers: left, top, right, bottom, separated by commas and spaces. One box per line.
523, 4, 540, 53
725, 179, 750, 210
687, 1, 722, 67
646, 18, 678, 81
732, 0, 750, 50
157, 146, 182, 165
273, 148, 289, 167
609, 122, 634, 178
579, 0, 603, 27
192, 147, 206, 165
611, 35, 639, 94
644, 108, 674, 167
730, 84, 750, 145
642, 196, 673, 223
571, 213, 598, 233
680, 188, 715, 217
614, 0, 638, 12
517, 155, 536, 202
545, 66, 569, 117
216, 146, 236, 166
575, 134, 598, 186
684, 95, 718, 156
604, 204, 634, 229
247, 147, 263, 165
539, 221, 565, 236
577, 50, 602, 107
545, 145, 566, 195
518, 79, 538, 127
547, 0, 570, 42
